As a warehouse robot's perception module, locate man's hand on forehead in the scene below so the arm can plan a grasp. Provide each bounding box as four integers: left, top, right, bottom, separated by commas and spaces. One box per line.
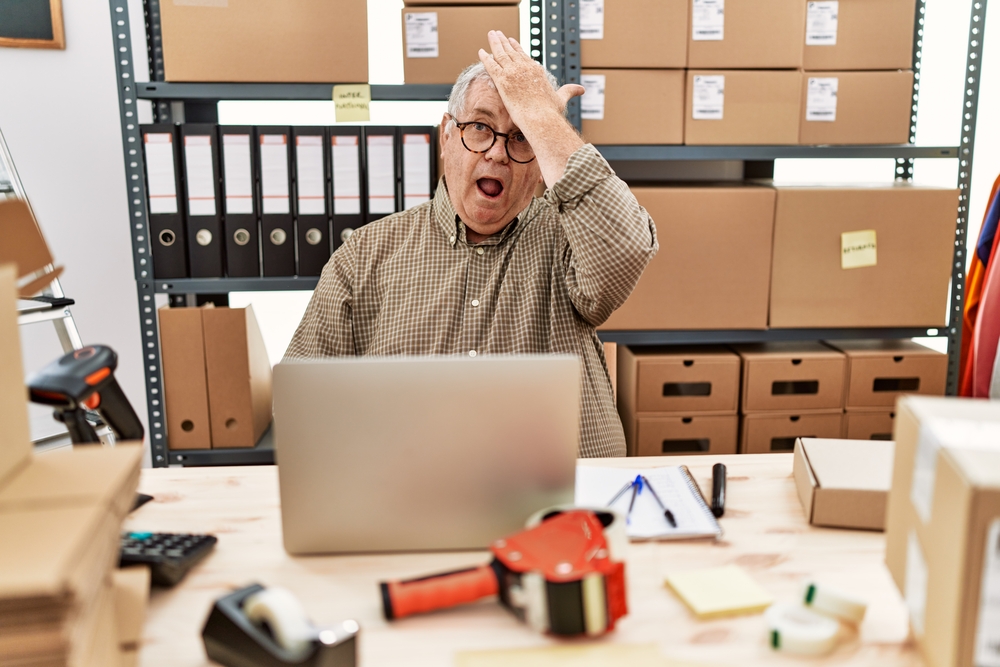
478, 30, 584, 135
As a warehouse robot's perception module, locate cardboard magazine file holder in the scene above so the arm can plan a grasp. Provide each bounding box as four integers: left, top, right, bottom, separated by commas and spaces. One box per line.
0, 199, 64, 297
202, 305, 273, 449
159, 305, 213, 450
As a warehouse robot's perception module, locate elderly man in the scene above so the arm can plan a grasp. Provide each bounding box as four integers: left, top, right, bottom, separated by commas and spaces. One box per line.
286, 31, 657, 457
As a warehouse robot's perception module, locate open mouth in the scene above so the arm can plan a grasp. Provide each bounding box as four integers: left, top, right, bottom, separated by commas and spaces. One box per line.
477, 178, 504, 199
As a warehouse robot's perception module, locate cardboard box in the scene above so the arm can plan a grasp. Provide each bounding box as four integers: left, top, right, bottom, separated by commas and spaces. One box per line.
687, 0, 805, 69
685, 70, 802, 145
844, 410, 896, 441
800, 71, 914, 145
793, 437, 894, 530
202, 306, 273, 449
769, 184, 959, 328
827, 339, 948, 409
581, 69, 685, 145
113, 566, 150, 667
405, 0, 518, 4
617, 345, 740, 416
630, 414, 738, 457
884, 397, 1000, 667
160, 0, 368, 83
159, 306, 212, 450
580, 0, 687, 68
0, 199, 64, 297
0, 265, 29, 480
740, 411, 844, 454
803, 0, 916, 71
402, 6, 519, 85
736, 342, 846, 413
600, 185, 775, 330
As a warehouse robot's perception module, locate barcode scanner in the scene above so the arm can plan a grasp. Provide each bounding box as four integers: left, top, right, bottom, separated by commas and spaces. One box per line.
28, 345, 144, 444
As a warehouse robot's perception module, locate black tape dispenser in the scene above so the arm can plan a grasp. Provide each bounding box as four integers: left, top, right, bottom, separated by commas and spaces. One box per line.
202, 584, 358, 667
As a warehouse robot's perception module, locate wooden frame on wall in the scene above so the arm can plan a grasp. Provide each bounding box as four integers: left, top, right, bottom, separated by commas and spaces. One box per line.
0, 0, 66, 50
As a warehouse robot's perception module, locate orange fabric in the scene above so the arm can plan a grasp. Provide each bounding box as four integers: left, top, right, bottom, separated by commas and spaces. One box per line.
974, 246, 1000, 396
959, 174, 1000, 396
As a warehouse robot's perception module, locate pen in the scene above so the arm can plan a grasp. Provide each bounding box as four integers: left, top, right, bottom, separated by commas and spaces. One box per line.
627, 476, 641, 519
640, 475, 677, 528
607, 477, 637, 506
712, 463, 727, 518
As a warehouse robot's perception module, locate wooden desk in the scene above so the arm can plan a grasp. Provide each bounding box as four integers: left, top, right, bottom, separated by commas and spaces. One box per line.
129, 455, 919, 666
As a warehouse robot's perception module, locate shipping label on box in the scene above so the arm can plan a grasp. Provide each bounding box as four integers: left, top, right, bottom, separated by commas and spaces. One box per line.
806, 77, 839, 122
692, 75, 724, 120
692, 0, 724, 40
580, 0, 604, 39
581, 74, 606, 120
806, 1, 839, 45
405, 12, 439, 58
905, 530, 929, 637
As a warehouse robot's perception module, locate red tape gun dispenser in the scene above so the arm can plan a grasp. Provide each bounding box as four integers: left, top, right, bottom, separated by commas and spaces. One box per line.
379, 508, 627, 636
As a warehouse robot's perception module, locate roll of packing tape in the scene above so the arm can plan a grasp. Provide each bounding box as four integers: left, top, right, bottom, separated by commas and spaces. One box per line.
802, 582, 867, 624
243, 587, 315, 659
765, 603, 839, 656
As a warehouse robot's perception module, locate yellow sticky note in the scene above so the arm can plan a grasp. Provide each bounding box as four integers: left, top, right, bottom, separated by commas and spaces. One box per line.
333, 84, 371, 123
841, 229, 877, 269
455, 644, 696, 667
665, 565, 773, 619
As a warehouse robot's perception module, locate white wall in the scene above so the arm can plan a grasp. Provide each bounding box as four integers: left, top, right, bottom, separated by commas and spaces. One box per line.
0, 0, 148, 461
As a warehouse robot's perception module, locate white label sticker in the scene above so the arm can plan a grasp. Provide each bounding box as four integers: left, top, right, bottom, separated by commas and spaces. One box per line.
692, 75, 725, 120
905, 532, 928, 637
222, 134, 253, 215
580, 74, 606, 121
806, 1, 839, 46
405, 12, 439, 59
184, 135, 216, 217
367, 135, 396, 215
976, 519, 1000, 667
911, 418, 1000, 524
806, 77, 839, 122
143, 133, 178, 215
580, 0, 604, 39
260, 134, 290, 215
296, 135, 326, 216
692, 0, 724, 41
332, 135, 361, 216
402, 134, 431, 210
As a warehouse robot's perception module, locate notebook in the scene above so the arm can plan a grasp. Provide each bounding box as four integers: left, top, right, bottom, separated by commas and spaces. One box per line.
574, 466, 723, 541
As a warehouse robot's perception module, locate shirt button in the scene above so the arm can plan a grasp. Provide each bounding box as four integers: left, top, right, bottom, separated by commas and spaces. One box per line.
471, 299, 480, 307
476, 247, 484, 256
449, 235, 456, 244
469, 350, 477, 357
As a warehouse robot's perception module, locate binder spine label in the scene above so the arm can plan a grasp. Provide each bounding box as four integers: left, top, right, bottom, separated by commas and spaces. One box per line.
367, 135, 396, 215
260, 134, 290, 215
184, 135, 217, 217
403, 133, 432, 209
332, 135, 362, 215
144, 133, 178, 215
296, 135, 326, 215
222, 134, 254, 215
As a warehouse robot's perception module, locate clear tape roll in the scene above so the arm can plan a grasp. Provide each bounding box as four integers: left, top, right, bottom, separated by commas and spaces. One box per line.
802, 582, 867, 624
765, 603, 839, 656
243, 587, 315, 659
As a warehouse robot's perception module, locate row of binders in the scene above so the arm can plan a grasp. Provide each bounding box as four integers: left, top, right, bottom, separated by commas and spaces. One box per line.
140, 124, 438, 279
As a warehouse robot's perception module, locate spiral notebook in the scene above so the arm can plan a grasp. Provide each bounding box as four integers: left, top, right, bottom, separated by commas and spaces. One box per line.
574, 466, 723, 541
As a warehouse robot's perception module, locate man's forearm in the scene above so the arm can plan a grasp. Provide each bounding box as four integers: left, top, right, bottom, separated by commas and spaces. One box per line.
521, 109, 585, 189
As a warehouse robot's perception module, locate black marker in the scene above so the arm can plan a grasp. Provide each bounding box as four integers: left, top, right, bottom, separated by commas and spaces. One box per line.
711, 463, 727, 518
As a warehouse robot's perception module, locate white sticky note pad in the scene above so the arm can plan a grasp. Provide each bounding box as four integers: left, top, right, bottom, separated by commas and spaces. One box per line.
405, 12, 439, 58
806, 1, 839, 46
665, 565, 772, 619
579, 0, 604, 40
692, 75, 724, 120
806, 77, 839, 122
332, 135, 362, 216
580, 74, 606, 121
260, 134, 290, 215
144, 133, 178, 215
841, 229, 876, 269
222, 134, 253, 215
692, 0, 724, 41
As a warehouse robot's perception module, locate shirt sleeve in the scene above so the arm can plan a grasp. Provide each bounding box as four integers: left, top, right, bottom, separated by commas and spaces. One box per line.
283, 235, 358, 359
544, 144, 658, 326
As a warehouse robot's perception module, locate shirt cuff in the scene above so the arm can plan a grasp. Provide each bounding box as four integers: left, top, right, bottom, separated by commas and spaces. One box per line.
546, 144, 613, 206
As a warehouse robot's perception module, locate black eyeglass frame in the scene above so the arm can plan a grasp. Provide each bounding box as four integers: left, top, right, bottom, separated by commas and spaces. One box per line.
449, 117, 536, 164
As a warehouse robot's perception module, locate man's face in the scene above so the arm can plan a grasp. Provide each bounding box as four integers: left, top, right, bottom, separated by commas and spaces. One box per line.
439, 81, 542, 237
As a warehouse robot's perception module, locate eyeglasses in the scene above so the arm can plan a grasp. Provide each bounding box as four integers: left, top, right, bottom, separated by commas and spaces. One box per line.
451, 118, 536, 164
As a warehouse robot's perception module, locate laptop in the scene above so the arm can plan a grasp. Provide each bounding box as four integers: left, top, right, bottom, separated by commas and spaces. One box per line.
273, 355, 580, 555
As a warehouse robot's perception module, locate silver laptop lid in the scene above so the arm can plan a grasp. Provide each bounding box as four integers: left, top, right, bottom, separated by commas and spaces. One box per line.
273, 355, 580, 555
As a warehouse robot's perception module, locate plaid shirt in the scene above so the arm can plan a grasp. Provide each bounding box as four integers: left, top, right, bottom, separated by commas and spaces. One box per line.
285, 144, 657, 457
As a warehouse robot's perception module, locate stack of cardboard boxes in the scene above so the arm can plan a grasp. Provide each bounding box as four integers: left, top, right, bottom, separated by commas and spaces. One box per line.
581, 0, 916, 145
617, 346, 741, 456
402, 0, 520, 84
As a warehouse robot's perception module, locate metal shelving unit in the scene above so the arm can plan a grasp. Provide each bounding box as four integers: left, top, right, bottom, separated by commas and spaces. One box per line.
110, 0, 987, 466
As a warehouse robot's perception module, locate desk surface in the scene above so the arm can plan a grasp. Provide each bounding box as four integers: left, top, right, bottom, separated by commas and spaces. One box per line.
129, 455, 919, 666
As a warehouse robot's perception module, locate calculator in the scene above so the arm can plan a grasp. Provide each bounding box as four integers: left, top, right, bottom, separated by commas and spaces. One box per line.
119, 531, 218, 586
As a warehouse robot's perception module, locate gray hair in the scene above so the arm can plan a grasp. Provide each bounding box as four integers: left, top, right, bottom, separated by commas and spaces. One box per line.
446, 61, 561, 122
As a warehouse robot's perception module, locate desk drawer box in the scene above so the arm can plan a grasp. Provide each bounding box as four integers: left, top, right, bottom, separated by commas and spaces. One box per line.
844, 410, 896, 441
827, 340, 948, 409
600, 185, 775, 331
617, 345, 740, 415
736, 342, 846, 413
629, 414, 738, 457
740, 411, 844, 454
